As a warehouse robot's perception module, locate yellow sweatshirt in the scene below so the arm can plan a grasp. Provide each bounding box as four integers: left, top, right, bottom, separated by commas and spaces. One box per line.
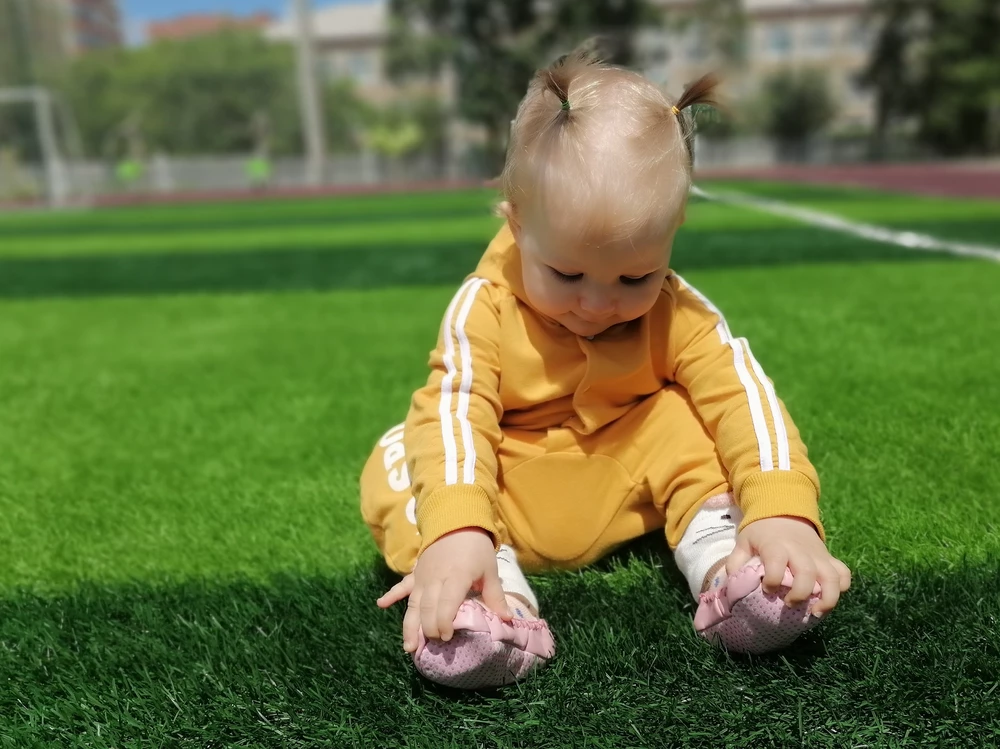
405, 223, 822, 555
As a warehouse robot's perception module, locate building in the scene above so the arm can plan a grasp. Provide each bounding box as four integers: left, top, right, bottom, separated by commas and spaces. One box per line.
265, 1, 385, 95
148, 12, 274, 43
0, 0, 120, 85
66, 0, 123, 53
643, 0, 875, 130
265, 1, 426, 105
266, 0, 875, 130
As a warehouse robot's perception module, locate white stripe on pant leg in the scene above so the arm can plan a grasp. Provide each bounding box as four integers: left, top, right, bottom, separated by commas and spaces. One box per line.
438, 278, 478, 486
454, 278, 490, 485
674, 275, 775, 472
745, 340, 791, 470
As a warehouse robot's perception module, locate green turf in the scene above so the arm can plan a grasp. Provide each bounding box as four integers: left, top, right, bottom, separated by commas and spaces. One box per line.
0, 184, 998, 746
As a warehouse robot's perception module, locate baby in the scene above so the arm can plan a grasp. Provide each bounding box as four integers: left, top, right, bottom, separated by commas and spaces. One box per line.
361, 47, 851, 689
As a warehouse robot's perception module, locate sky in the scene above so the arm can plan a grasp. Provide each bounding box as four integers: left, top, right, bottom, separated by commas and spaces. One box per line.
119, 0, 355, 45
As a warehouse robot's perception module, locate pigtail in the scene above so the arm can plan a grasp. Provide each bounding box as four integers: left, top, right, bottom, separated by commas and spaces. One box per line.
537, 44, 602, 121
671, 73, 721, 166
674, 73, 720, 113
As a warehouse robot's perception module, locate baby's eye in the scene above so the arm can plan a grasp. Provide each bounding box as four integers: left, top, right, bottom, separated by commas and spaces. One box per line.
549, 267, 583, 283
619, 273, 655, 286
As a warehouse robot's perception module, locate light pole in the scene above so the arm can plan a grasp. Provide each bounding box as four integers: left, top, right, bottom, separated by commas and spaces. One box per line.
292, 0, 327, 186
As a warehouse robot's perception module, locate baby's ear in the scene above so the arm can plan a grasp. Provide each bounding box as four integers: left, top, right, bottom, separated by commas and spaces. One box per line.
496, 201, 522, 240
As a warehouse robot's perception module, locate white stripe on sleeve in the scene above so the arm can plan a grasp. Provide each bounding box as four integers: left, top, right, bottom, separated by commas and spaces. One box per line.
674, 275, 789, 472
438, 277, 491, 486
455, 278, 490, 484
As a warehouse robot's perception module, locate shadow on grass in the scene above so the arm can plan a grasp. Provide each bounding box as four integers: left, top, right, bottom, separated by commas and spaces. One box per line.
0, 206, 487, 242
0, 227, 957, 301
0, 551, 996, 746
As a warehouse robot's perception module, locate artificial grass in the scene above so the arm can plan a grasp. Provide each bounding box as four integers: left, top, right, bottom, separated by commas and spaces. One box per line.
0, 184, 998, 746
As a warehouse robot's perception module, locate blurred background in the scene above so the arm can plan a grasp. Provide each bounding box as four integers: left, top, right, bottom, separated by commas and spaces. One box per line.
0, 0, 997, 207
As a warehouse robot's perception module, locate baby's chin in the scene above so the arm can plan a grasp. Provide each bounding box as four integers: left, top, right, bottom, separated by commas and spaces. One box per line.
560, 315, 617, 338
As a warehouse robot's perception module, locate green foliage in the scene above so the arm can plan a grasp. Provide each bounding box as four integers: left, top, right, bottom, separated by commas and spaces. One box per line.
362, 95, 447, 159
758, 69, 837, 145
60, 32, 370, 158
0, 0, 74, 160
862, 0, 1000, 156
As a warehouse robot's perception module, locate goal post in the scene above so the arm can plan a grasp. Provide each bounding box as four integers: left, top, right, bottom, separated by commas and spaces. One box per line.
0, 86, 82, 208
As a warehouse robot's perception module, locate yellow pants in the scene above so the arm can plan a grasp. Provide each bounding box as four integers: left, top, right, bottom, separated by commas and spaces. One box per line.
360, 385, 730, 575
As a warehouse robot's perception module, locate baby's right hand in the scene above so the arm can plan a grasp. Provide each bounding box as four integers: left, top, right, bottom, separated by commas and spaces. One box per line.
376, 527, 511, 653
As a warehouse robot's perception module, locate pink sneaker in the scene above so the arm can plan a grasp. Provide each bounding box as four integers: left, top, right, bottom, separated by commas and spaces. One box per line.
694, 561, 822, 654
413, 599, 555, 689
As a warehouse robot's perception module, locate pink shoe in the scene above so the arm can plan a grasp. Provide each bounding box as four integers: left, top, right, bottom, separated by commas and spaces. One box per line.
413, 599, 555, 689
694, 562, 822, 654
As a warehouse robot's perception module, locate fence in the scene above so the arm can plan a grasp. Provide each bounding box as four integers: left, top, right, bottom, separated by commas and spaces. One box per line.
0, 150, 479, 204
1, 135, 929, 205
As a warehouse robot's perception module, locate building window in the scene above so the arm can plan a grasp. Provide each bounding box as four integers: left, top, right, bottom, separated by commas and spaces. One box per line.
848, 20, 873, 51
348, 51, 377, 84
764, 23, 793, 58
806, 20, 831, 54
685, 24, 709, 62
324, 54, 341, 80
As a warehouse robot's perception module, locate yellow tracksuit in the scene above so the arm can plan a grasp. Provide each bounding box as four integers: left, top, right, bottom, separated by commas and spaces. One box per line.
360, 224, 822, 575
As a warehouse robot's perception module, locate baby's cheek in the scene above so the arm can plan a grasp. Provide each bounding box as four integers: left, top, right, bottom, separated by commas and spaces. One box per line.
621, 291, 655, 320
526, 278, 568, 316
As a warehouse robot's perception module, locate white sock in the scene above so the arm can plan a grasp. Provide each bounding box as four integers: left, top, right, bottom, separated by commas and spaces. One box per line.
496, 545, 539, 615
673, 493, 742, 600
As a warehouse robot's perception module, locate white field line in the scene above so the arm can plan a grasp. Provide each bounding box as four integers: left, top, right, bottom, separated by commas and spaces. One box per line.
691, 185, 1000, 263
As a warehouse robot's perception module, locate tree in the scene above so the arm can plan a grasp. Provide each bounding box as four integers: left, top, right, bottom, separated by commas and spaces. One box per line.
758, 69, 836, 160
386, 0, 660, 173
363, 95, 448, 165
861, 0, 1000, 157
916, 0, 999, 155
60, 31, 370, 158
858, 0, 920, 159
0, 0, 73, 161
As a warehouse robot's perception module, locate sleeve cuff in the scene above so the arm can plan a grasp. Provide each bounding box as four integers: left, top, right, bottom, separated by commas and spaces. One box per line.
737, 471, 825, 541
416, 484, 501, 555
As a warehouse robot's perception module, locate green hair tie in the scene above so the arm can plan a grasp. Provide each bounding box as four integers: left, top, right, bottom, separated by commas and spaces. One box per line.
561, 99, 571, 112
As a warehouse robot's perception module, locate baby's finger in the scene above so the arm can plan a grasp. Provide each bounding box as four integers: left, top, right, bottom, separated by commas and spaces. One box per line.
481, 567, 513, 620
402, 590, 422, 653
759, 546, 789, 595
419, 581, 444, 641
832, 558, 853, 591
377, 574, 415, 609
725, 539, 753, 577
785, 556, 818, 606
437, 576, 470, 642
812, 562, 842, 616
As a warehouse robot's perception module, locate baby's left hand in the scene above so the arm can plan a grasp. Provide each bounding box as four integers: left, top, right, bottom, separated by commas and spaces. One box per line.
725, 516, 852, 617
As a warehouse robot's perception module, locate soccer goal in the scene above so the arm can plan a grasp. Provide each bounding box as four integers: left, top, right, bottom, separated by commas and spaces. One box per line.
0, 86, 89, 208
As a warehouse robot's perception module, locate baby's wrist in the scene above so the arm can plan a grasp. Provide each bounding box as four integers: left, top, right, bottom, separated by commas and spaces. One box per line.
744, 515, 821, 537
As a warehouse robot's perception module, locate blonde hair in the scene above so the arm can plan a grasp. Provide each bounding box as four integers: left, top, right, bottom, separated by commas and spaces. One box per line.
501, 45, 718, 246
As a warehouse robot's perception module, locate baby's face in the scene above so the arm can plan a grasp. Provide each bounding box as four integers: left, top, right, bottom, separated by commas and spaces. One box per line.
515, 218, 676, 338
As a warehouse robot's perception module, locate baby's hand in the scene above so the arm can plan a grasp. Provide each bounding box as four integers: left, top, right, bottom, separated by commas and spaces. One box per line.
725, 516, 852, 617
376, 527, 511, 653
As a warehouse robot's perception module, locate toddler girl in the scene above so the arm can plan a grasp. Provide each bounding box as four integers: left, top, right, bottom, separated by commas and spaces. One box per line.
360, 48, 852, 689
